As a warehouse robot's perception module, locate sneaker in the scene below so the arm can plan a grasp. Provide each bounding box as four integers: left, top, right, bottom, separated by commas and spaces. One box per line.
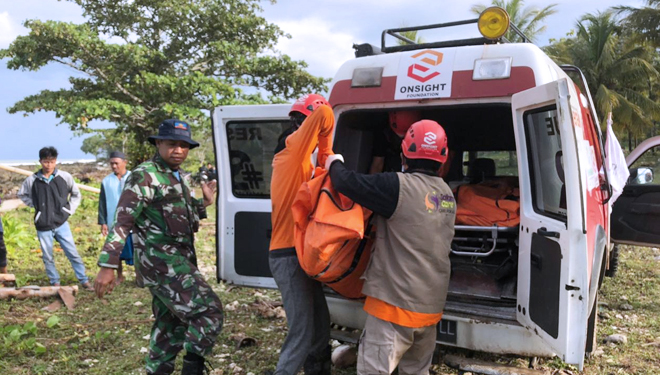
81, 282, 94, 291
53, 282, 61, 287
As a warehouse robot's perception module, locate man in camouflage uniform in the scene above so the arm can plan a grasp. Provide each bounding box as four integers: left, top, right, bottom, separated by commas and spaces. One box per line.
94, 119, 223, 375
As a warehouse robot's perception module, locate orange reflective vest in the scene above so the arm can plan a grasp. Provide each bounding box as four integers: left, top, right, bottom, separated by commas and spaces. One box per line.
292, 169, 373, 299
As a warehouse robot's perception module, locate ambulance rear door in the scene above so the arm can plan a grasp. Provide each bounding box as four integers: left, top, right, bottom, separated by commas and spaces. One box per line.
212, 104, 290, 288
512, 78, 590, 368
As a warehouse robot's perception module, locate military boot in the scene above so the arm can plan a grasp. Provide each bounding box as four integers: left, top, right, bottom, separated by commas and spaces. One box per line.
181, 353, 211, 375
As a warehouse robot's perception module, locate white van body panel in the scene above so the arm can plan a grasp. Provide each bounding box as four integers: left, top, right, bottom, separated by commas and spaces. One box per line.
212, 40, 637, 371
327, 296, 555, 357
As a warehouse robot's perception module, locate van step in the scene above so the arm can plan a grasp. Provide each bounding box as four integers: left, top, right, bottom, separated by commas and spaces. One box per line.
444, 354, 549, 375
330, 328, 361, 344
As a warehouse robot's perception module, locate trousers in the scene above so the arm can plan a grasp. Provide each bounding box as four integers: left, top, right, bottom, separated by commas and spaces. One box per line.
269, 249, 331, 375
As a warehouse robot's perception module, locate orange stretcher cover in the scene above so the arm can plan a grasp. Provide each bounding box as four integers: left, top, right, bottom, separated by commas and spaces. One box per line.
454, 179, 521, 227
292, 168, 373, 299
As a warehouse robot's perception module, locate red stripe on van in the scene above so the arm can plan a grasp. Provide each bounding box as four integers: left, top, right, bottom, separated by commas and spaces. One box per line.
329, 77, 398, 106
329, 67, 536, 105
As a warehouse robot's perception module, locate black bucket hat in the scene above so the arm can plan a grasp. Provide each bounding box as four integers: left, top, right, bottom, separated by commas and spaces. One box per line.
148, 119, 200, 149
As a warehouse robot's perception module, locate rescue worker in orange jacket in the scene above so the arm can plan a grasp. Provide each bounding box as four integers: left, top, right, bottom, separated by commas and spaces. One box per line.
269, 94, 334, 375
326, 119, 456, 375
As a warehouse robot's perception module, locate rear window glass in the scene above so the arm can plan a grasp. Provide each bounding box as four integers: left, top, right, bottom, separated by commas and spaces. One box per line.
226, 120, 290, 198
461, 151, 518, 177
524, 106, 567, 221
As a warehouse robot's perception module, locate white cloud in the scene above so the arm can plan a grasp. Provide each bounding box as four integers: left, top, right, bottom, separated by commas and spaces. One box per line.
274, 17, 357, 79
0, 12, 22, 48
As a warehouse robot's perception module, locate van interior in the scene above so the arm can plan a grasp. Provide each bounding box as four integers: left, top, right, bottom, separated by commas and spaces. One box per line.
334, 104, 520, 322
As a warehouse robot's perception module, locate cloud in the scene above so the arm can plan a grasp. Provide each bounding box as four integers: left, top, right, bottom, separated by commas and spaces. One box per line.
274, 17, 357, 80
0, 12, 22, 48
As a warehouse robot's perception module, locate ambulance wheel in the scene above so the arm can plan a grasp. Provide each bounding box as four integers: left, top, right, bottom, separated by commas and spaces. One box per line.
605, 244, 620, 278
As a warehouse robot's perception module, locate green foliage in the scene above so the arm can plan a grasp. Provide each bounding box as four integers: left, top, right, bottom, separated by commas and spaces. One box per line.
470, 0, 557, 42
544, 11, 660, 140
616, 0, 660, 47
1, 0, 328, 165
1, 214, 36, 257
46, 315, 60, 329
1, 321, 48, 355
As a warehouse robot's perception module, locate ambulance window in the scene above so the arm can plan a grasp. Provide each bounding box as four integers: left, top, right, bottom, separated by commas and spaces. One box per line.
628, 146, 660, 185
226, 120, 290, 198
524, 106, 567, 221
477, 151, 518, 176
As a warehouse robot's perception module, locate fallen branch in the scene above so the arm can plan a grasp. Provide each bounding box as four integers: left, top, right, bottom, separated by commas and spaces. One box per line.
0, 164, 100, 194
0, 285, 78, 300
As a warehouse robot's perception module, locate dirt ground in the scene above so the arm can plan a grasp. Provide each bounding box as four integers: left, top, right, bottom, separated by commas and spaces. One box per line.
1, 165, 659, 374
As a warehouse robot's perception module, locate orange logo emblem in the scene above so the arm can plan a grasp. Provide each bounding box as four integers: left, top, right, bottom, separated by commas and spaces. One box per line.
407, 50, 444, 83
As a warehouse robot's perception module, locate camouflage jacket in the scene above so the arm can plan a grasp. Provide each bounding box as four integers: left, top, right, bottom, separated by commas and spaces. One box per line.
97, 155, 207, 287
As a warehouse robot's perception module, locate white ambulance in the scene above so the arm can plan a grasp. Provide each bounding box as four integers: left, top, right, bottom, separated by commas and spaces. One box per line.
211, 8, 660, 370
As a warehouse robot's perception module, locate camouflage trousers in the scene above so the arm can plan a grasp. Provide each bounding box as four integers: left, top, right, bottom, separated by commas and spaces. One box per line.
145, 270, 224, 375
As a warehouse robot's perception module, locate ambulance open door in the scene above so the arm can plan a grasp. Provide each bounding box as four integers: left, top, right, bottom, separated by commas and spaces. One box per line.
211, 104, 291, 288
512, 79, 590, 369
611, 136, 660, 247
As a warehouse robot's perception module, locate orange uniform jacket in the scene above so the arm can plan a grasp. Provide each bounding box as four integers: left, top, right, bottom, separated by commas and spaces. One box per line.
269, 105, 335, 251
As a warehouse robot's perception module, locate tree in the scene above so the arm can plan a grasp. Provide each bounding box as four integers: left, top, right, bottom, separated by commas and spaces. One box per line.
616, 0, 660, 47
80, 129, 129, 162
1, 0, 327, 164
544, 11, 660, 148
470, 0, 557, 43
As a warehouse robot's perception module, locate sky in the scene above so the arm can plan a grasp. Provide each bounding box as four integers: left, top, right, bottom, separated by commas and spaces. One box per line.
0, 0, 647, 162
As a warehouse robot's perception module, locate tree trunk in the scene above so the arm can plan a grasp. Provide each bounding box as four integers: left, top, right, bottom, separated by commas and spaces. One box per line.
0, 286, 78, 300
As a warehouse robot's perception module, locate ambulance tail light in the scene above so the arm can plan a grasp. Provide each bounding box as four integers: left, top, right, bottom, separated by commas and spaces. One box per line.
351, 67, 384, 87
472, 57, 512, 80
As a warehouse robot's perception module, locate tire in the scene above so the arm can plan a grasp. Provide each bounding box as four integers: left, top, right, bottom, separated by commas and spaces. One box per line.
605, 244, 620, 278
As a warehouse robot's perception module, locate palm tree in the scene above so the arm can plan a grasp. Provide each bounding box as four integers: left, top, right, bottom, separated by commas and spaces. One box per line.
546, 11, 660, 147
394, 29, 425, 46
470, 0, 557, 43
616, 0, 660, 47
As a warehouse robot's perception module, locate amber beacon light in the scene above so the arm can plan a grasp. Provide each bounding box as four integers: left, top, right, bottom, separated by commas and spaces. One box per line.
478, 7, 510, 40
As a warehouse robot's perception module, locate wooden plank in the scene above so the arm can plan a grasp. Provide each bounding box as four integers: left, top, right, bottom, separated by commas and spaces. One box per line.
0, 274, 16, 281
444, 354, 550, 375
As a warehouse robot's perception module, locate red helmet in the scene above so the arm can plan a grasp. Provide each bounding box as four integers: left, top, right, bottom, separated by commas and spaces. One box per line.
401, 120, 448, 164
388, 111, 421, 137
289, 94, 329, 117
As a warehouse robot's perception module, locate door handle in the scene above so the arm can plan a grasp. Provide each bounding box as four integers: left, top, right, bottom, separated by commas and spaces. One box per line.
537, 227, 560, 239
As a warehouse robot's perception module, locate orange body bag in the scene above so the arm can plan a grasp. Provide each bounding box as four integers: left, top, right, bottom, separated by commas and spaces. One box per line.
454, 179, 520, 227
292, 169, 373, 299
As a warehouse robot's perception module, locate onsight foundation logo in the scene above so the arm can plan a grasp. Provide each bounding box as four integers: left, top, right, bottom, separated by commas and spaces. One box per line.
423, 131, 437, 145
407, 50, 444, 82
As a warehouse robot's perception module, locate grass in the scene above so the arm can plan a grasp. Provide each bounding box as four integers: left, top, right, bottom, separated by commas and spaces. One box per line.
1, 191, 659, 374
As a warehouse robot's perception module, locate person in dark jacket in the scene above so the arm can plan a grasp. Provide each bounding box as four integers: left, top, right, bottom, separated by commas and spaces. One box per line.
17, 147, 91, 290
326, 120, 456, 375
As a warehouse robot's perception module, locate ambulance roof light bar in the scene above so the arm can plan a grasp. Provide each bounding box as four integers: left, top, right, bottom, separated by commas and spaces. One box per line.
380, 7, 530, 54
